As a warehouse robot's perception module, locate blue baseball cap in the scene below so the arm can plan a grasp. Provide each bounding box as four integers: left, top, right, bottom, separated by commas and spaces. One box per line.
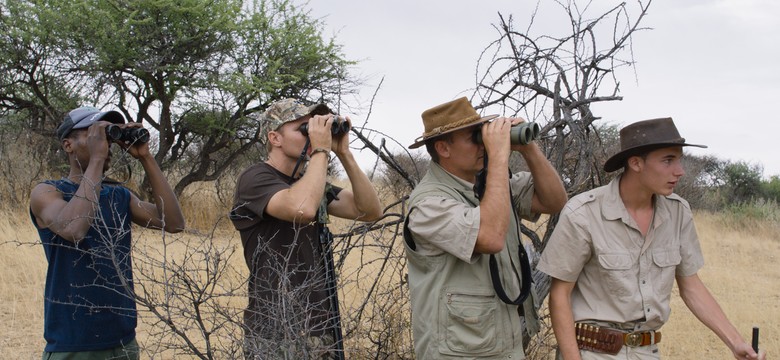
56, 106, 125, 141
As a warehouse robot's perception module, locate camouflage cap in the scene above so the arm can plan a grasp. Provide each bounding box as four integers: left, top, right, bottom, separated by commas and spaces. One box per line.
262, 98, 332, 131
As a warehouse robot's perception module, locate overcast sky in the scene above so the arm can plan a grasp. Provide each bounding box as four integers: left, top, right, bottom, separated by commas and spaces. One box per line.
307, 0, 780, 177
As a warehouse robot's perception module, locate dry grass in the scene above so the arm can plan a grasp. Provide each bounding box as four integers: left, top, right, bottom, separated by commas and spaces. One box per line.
177, 181, 236, 232
0, 212, 47, 359
2, 202, 778, 359
659, 212, 780, 359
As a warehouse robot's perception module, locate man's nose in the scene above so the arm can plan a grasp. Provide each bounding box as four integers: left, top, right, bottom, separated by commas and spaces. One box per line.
675, 163, 685, 177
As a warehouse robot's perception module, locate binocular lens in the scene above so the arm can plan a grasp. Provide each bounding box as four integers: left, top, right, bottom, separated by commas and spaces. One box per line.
473, 122, 540, 145
106, 124, 123, 140
299, 116, 350, 136
105, 124, 150, 144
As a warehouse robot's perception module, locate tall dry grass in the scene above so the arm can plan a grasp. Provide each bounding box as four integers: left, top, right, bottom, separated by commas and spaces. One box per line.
659, 212, 779, 359
2, 180, 778, 359
0, 211, 47, 359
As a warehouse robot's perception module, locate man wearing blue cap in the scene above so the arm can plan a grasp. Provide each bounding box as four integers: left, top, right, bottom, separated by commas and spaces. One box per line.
29, 106, 186, 359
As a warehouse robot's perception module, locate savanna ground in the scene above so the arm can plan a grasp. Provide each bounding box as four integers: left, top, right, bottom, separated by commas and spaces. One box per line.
0, 186, 777, 359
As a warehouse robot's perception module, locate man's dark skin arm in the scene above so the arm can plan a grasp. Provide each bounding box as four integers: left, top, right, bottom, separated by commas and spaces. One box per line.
31, 121, 185, 242
31, 122, 114, 242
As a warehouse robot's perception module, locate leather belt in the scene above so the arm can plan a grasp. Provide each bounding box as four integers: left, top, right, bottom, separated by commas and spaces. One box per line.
575, 323, 662, 355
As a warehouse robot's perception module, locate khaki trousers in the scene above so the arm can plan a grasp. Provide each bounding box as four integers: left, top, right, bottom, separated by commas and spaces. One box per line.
557, 344, 660, 360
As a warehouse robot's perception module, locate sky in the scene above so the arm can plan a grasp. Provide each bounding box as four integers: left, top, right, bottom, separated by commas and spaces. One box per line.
307, 0, 780, 177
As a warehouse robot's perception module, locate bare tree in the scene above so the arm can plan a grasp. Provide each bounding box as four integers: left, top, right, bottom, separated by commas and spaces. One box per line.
333, 197, 415, 359
473, 0, 651, 196
131, 229, 246, 360
338, 2, 656, 357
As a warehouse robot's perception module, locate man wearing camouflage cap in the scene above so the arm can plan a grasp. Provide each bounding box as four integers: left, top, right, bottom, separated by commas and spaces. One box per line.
231, 98, 383, 359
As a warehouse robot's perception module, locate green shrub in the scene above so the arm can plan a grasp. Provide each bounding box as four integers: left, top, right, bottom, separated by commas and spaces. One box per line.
721, 198, 780, 228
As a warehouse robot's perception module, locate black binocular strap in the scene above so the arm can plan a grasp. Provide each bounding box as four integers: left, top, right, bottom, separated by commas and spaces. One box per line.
477, 153, 533, 306
403, 209, 416, 251
288, 138, 311, 184
489, 243, 532, 306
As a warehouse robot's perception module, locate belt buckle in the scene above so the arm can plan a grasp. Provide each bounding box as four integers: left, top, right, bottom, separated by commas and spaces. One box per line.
624, 332, 643, 347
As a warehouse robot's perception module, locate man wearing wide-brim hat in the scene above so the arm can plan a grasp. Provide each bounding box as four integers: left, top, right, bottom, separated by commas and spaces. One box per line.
538, 118, 766, 359
404, 97, 567, 358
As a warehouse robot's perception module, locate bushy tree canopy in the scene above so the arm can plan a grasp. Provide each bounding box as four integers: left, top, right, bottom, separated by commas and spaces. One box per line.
0, 0, 357, 196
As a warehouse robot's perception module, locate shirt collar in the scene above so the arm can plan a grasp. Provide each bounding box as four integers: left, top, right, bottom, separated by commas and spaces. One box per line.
428, 162, 480, 206
601, 173, 671, 229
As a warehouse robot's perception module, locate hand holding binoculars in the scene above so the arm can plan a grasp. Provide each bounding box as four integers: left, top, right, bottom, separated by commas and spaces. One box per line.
473, 121, 540, 145
299, 116, 350, 136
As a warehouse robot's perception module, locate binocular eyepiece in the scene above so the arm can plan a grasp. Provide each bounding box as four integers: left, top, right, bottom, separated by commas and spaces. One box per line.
473, 121, 540, 145
105, 124, 151, 144
299, 116, 350, 136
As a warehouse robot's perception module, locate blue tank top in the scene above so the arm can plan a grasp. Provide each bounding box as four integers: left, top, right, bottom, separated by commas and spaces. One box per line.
30, 179, 137, 352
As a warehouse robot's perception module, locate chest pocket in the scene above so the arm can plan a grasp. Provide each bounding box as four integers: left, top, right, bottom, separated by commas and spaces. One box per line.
597, 253, 635, 298
651, 249, 681, 295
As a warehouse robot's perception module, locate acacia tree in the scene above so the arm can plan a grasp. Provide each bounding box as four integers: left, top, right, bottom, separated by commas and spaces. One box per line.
0, 0, 357, 197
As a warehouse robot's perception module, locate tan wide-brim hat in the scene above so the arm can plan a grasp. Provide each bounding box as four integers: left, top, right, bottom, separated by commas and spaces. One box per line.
603, 117, 707, 172
408, 97, 498, 149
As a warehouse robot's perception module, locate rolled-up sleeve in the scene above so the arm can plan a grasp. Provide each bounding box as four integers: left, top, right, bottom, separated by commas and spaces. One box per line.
510, 172, 540, 222
408, 197, 480, 263
675, 203, 705, 277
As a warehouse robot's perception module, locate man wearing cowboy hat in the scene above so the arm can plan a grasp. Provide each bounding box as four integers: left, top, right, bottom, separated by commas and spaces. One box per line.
538, 118, 766, 359
231, 98, 383, 359
404, 97, 567, 358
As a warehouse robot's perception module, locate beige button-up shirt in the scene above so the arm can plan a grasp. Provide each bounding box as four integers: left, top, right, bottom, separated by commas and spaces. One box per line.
538, 176, 704, 330
408, 170, 538, 263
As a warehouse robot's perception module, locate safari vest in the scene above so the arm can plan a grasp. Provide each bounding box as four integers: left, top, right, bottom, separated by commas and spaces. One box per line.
404, 162, 538, 359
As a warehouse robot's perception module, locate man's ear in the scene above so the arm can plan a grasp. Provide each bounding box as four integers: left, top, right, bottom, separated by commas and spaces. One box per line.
267, 130, 282, 148
61, 138, 74, 154
627, 155, 643, 172
434, 139, 450, 160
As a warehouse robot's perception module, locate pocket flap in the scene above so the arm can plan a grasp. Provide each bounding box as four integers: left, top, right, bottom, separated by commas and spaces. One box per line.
652, 249, 682, 267
597, 253, 633, 270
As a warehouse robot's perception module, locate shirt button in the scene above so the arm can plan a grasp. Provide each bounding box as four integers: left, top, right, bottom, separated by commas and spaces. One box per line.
647, 308, 651, 312
642, 280, 646, 284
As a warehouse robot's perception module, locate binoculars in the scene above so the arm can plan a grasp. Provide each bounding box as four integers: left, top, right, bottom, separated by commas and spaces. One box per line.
105, 124, 151, 144
299, 116, 350, 137
473, 122, 540, 145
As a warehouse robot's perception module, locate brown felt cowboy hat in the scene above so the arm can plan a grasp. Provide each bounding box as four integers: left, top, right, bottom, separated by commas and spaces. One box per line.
603, 117, 707, 172
408, 97, 498, 149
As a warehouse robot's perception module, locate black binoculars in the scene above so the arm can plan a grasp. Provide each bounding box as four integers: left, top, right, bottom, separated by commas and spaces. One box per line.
299, 116, 350, 137
106, 124, 150, 144
473, 122, 540, 145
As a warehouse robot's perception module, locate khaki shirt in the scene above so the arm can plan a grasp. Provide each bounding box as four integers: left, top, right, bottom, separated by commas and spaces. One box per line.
405, 162, 540, 358
409, 171, 538, 262
538, 175, 704, 330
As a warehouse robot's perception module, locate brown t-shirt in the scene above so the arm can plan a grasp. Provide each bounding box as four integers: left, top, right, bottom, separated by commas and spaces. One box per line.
230, 162, 342, 338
